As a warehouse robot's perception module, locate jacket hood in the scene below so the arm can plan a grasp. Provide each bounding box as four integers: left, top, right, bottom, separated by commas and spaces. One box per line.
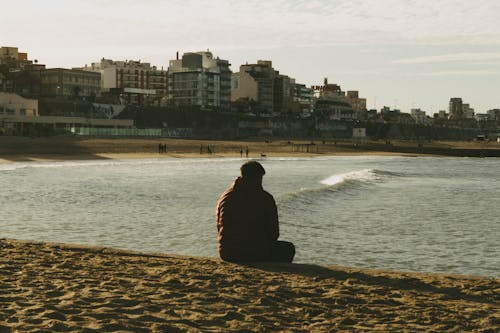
231, 176, 263, 191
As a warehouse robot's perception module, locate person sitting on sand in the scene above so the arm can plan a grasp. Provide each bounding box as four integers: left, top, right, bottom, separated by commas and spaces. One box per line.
216, 161, 295, 262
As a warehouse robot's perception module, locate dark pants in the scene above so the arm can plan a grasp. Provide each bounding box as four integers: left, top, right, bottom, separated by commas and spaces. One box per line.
221, 240, 296, 263
269, 240, 295, 263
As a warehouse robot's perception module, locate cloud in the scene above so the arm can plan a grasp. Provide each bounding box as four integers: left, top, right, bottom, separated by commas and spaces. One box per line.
418, 70, 499, 76
5, 0, 500, 50
393, 52, 500, 64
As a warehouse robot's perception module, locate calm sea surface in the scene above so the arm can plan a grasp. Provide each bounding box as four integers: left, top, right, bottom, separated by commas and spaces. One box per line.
1, 156, 498, 277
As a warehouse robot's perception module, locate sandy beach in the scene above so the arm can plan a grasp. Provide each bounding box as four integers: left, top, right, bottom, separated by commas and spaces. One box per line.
1, 137, 499, 332
0, 239, 498, 332
1, 135, 499, 163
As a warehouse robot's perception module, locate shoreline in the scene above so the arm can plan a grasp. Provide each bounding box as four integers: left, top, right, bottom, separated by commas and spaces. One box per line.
0, 150, 419, 164
2, 136, 499, 163
1, 239, 498, 332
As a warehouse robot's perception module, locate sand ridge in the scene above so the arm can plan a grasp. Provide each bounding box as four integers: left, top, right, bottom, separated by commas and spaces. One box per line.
0, 239, 498, 332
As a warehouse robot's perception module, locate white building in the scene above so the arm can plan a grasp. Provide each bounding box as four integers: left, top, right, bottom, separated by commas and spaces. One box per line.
410, 108, 429, 125
168, 51, 231, 110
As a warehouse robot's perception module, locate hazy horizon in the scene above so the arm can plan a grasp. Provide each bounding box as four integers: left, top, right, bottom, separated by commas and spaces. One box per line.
2, 0, 500, 113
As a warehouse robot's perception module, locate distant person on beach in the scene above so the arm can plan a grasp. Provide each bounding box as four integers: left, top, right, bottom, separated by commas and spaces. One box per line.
216, 161, 295, 262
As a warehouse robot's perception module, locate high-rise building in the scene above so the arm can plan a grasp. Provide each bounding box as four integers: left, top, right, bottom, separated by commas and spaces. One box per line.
232, 60, 301, 115
449, 97, 463, 119
168, 51, 231, 110
293, 83, 314, 115
232, 61, 276, 114
83, 58, 167, 105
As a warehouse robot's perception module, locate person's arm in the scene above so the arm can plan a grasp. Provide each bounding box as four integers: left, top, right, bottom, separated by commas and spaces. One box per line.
268, 195, 279, 241
216, 194, 225, 233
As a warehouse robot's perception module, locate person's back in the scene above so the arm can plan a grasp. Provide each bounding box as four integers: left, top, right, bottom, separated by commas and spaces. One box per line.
216, 161, 295, 262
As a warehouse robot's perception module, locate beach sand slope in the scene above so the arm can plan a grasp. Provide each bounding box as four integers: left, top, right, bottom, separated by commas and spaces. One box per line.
0, 239, 498, 332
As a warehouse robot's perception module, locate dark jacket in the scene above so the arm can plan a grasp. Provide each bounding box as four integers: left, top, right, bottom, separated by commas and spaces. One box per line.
216, 177, 279, 261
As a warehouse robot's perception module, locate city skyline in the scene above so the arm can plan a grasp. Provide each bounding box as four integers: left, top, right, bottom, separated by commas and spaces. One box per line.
2, 0, 500, 113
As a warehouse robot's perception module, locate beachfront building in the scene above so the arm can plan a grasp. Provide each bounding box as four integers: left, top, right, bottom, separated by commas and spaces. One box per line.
0, 92, 38, 116
475, 113, 490, 122
449, 98, 464, 119
232, 60, 302, 115
40, 68, 101, 98
293, 83, 314, 116
0, 46, 27, 65
0, 92, 133, 135
434, 110, 448, 119
82, 59, 168, 105
411, 108, 429, 125
462, 103, 475, 119
345, 90, 367, 120
232, 60, 276, 114
312, 79, 355, 121
487, 109, 500, 121
168, 51, 231, 111
0, 46, 47, 96
274, 73, 294, 114
345, 91, 367, 112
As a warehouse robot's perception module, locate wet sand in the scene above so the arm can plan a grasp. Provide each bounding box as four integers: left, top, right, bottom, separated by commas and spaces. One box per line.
1, 239, 498, 332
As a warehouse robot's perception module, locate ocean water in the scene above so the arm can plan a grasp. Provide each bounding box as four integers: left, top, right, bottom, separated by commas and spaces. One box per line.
1, 156, 498, 277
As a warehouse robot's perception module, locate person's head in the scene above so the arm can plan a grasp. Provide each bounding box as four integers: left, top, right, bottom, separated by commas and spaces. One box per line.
240, 161, 265, 184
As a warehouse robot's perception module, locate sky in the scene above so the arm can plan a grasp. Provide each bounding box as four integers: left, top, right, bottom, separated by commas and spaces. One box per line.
2, 0, 500, 113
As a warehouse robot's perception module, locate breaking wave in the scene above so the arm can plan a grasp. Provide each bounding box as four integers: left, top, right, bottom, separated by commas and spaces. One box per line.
320, 169, 398, 187
278, 169, 400, 204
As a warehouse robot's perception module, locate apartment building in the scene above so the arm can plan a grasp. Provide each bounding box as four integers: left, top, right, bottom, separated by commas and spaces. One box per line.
462, 103, 475, 119
293, 83, 314, 115
312, 79, 355, 120
487, 109, 500, 121
232, 60, 284, 114
411, 108, 429, 125
0, 46, 26, 64
168, 51, 231, 110
40, 68, 101, 98
449, 97, 463, 119
345, 91, 367, 112
83, 58, 167, 105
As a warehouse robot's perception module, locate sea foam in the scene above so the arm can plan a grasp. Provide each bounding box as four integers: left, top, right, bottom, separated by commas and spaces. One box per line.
320, 169, 388, 187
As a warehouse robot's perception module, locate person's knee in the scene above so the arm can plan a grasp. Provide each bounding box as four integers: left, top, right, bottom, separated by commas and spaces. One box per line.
288, 242, 295, 257
286, 242, 295, 261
